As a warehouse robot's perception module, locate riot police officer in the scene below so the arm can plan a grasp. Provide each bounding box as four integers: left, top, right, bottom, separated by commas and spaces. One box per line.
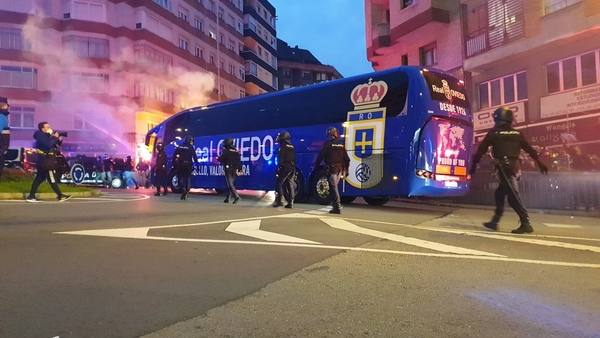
0, 97, 9, 182
153, 142, 168, 196
173, 135, 198, 200
26, 122, 71, 202
218, 138, 242, 204
273, 131, 296, 209
470, 108, 548, 234
315, 127, 350, 214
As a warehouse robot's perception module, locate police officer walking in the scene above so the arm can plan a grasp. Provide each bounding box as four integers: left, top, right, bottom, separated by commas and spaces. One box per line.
173, 135, 198, 200
0, 97, 9, 182
470, 108, 548, 234
218, 138, 242, 204
315, 127, 350, 214
273, 131, 296, 209
26, 122, 71, 202
153, 142, 169, 196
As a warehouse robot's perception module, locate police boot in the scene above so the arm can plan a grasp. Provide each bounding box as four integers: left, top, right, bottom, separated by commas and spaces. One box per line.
511, 218, 534, 234
483, 214, 501, 231
272, 197, 283, 208
285, 200, 293, 209
329, 203, 341, 214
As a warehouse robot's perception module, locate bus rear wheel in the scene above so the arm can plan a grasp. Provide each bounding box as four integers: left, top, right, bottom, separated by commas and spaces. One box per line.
311, 174, 331, 205
364, 196, 390, 206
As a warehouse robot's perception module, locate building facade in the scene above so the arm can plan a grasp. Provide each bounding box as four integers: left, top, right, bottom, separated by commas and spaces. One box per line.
241, 0, 277, 96
0, 0, 247, 156
365, 0, 600, 169
277, 39, 341, 90
365, 0, 464, 75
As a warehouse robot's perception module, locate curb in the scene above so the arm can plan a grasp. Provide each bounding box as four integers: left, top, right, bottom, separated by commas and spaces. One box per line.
0, 190, 100, 200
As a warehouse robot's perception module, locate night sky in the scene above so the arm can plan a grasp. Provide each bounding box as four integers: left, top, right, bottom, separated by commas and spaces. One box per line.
269, 0, 374, 77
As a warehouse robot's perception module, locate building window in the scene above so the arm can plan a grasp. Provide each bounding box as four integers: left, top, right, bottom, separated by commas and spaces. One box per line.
282, 68, 291, 77
70, 0, 107, 22
178, 37, 189, 51
194, 47, 201, 58
153, 0, 170, 10
302, 71, 312, 80
70, 72, 109, 93
401, 0, 414, 9
209, 54, 215, 64
0, 28, 30, 51
178, 7, 189, 22
193, 17, 203, 31
401, 54, 408, 66
228, 64, 234, 74
239, 90, 245, 98
63, 36, 109, 58
546, 50, 600, 94
544, 0, 582, 15
419, 42, 437, 67
0, 66, 37, 89
478, 71, 527, 110
8, 106, 35, 129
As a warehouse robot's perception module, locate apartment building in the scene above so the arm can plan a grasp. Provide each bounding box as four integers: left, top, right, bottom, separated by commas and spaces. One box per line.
277, 38, 341, 90
0, 0, 246, 155
241, 0, 277, 96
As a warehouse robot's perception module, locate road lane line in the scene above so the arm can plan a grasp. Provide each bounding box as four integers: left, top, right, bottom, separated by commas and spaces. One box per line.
544, 223, 583, 229
225, 220, 320, 244
320, 218, 503, 257
53, 229, 600, 269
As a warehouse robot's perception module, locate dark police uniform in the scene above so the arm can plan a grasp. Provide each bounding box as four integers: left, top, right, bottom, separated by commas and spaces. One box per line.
470, 108, 548, 234
173, 137, 198, 200
315, 128, 350, 214
218, 140, 242, 204
0, 97, 9, 181
27, 130, 66, 200
153, 144, 169, 196
273, 132, 296, 208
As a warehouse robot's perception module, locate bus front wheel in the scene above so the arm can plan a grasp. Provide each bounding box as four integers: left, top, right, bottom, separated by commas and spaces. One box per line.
363, 196, 390, 206
311, 174, 331, 205
169, 171, 183, 193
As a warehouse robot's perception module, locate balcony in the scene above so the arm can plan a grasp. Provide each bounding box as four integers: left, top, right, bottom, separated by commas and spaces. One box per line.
463, 0, 525, 58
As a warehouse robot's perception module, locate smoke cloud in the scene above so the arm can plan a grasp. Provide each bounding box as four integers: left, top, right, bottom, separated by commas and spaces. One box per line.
22, 7, 216, 156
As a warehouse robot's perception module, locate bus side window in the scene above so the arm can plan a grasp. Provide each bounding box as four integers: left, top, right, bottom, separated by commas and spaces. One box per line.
164, 114, 189, 145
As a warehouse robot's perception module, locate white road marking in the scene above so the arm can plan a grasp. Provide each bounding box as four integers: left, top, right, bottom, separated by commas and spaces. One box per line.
54, 226, 600, 269
544, 223, 583, 229
225, 220, 320, 244
318, 207, 331, 212
320, 218, 502, 257
305, 210, 328, 215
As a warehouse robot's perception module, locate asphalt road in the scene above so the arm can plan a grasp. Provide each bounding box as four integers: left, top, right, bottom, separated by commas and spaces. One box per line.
0, 190, 599, 338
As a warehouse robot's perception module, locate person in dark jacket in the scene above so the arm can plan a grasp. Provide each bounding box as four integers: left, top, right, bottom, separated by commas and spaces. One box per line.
173, 135, 198, 200
273, 131, 296, 208
218, 138, 242, 204
101, 154, 114, 188
26, 122, 71, 202
314, 127, 350, 214
0, 97, 9, 182
153, 142, 169, 196
470, 108, 548, 234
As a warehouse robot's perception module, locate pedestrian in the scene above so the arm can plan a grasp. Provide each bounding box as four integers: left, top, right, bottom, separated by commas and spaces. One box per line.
173, 135, 198, 200
273, 130, 296, 209
314, 127, 350, 214
218, 138, 242, 204
0, 97, 9, 182
469, 108, 548, 234
26, 122, 71, 202
101, 154, 113, 188
153, 142, 169, 196
136, 159, 150, 187
124, 155, 139, 189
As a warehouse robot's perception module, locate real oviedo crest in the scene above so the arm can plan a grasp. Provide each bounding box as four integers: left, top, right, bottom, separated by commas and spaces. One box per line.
344, 78, 388, 189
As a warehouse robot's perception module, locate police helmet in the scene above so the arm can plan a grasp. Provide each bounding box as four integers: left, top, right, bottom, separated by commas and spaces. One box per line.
223, 138, 234, 148
493, 108, 514, 125
326, 127, 339, 139
277, 130, 291, 143
184, 135, 194, 144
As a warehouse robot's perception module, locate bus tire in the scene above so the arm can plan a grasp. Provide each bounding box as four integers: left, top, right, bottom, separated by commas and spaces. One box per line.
169, 171, 183, 193
311, 173, 331, 205
364, 196, 390, 206
341, 196, 357, 205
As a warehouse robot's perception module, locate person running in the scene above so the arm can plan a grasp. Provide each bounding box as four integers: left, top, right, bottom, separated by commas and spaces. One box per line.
218, 138, 242, 204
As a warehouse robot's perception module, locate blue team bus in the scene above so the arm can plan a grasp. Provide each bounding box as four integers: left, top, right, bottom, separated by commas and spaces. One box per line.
145, 66, 473, 206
